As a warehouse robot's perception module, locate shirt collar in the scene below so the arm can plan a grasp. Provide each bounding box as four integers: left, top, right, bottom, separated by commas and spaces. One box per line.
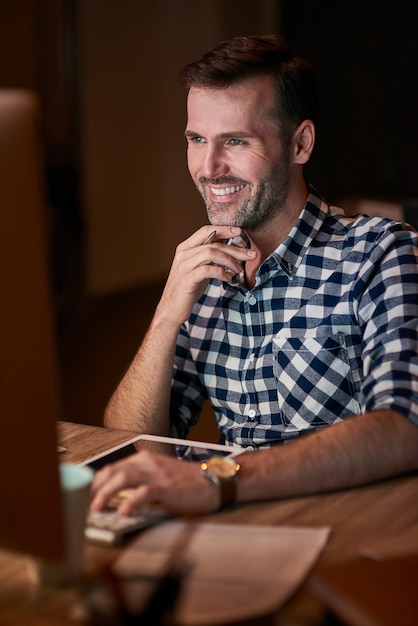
266, 186, 332, 278
223, 186, 337, 289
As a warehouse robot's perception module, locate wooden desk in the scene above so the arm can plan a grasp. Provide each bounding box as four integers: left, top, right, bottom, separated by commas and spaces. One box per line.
1, 421, 418, 625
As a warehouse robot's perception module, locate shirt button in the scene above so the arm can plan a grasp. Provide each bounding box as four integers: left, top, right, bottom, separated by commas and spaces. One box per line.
245, 292, 256, 305
248, 409, 256, 419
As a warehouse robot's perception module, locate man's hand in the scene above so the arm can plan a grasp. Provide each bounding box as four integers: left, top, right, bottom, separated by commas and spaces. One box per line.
90, 450, 221, 515
156, 225, 257, 328
104, 225, 255, 433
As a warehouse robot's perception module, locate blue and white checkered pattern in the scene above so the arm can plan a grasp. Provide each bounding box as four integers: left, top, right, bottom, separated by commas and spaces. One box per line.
170, 187, 418, 450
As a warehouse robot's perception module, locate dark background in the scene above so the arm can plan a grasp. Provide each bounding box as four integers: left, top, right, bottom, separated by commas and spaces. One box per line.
2, 1, 417, 322
281, 1, 418, 203
1, 0, 417, 428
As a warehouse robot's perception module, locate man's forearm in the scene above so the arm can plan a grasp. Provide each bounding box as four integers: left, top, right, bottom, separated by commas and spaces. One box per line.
104, 313, 180, 434
237, 410, 418, 503
104, 225, 255, 433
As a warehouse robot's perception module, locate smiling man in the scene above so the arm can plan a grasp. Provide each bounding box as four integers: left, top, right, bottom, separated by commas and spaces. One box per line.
91, 35, 418, 516
185, 75, 294, 234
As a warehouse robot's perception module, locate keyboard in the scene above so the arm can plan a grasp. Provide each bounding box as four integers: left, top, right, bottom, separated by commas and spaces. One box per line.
85, 507, 170, 546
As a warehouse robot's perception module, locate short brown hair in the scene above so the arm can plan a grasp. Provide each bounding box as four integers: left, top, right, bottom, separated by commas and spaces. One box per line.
180, 34, 317, 142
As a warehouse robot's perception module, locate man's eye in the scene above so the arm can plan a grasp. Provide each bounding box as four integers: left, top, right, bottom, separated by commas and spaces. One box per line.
189, 136, 206, 144
228, 138, 244, 146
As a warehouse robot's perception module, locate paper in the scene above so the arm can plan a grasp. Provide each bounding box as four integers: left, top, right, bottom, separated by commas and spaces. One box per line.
113, 520, 330, 625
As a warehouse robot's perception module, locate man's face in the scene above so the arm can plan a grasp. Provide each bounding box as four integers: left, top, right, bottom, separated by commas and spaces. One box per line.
185, 74, 291, 230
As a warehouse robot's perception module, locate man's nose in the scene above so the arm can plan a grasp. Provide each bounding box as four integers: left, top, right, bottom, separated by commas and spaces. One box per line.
201, 144, 229, 179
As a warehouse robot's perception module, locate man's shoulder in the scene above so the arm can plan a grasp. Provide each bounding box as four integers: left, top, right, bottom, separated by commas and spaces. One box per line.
323, 202, 416, 241
307, 187, 416, 236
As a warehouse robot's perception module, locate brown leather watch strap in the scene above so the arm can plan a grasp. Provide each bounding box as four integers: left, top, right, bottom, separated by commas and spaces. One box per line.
201, 457, 240, 508
218, 474, 238, 507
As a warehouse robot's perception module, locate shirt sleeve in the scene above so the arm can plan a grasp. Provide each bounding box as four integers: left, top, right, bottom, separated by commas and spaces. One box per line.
357, 222, 418, 425
169, 323, 208, 438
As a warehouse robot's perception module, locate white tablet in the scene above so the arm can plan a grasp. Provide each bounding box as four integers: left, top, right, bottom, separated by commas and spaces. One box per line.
79, 433, 242, 470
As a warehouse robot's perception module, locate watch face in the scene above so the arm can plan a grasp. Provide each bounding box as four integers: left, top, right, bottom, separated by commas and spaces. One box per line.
205, 457, 239, 478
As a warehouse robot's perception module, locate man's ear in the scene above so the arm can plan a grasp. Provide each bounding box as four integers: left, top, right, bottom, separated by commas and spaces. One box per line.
293, 120, 315, 165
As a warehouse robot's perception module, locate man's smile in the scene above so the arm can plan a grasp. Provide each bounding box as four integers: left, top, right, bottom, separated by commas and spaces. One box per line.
210, 184, 246, 196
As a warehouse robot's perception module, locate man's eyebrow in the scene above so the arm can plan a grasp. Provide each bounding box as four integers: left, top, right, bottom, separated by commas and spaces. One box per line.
220, 131, 253, 139
184, 130, 253, 139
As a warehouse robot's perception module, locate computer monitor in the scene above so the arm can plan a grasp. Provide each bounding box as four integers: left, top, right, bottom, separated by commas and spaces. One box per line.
0, 90, 65, 561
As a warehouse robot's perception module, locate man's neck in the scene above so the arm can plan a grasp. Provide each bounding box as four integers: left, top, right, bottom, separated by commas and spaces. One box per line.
244, 183, 309, 287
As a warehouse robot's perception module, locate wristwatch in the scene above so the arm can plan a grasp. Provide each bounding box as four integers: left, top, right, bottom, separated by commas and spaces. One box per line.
201, 456, 240, 508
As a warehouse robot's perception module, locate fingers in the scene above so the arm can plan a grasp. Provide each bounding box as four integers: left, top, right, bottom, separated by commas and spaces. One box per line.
201, 229, 217, 245
89, 450, 220, 515
189, 225, 242, 247
158, 226, 256, 325
90, 461, 140, 512
182, 226, 256, 273
197, 247, 245, 277
90, 451, 174, 512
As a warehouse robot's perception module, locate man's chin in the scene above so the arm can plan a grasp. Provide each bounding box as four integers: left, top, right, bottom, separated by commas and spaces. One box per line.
208, 218, 241, 228
206, 204, 243, 227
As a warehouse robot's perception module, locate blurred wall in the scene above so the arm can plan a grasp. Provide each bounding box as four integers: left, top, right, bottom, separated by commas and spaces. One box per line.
1, 1, 417, 308
0, 0, 82, 326
76, 0, 279, 295
0, 0, 279, 307
281, 1, 418, 207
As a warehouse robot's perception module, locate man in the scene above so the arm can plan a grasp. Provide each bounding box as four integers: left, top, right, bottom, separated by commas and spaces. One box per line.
91, 35, 418, 516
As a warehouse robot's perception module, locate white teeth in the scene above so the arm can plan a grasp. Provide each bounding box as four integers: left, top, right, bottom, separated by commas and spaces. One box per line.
211, 184, 245, 196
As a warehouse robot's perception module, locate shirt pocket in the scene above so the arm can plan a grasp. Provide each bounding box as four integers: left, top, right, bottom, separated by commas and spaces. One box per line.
272, 329, 360, 431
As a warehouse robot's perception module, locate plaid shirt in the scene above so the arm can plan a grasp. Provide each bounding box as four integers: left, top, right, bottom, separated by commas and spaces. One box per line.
170, 187, 418, 449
